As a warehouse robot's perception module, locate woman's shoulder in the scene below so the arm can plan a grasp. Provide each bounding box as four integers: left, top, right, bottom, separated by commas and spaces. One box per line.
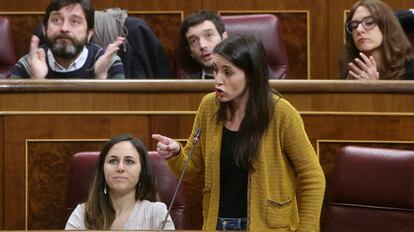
140, 200, 168, 212
198, 92, 219, 111
272, 95, 298, 114
71, 203, 86, 216
73, 203, 85, 212
201, 92, 217, 103
65, 203, 86, 230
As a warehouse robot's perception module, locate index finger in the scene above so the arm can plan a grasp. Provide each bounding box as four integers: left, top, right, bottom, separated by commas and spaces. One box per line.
115, 36, 125, 44
29, 35, 40, 55
152, 134, 171, 144
108, 37, 125, 49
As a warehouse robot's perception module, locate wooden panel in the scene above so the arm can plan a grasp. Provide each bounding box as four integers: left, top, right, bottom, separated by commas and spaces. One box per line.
0, 1, 196, 12
0, 14, 43, 59
0, 116, 3, 229
278, 12, 308, 79
1, 80, 414, 229
27, 141, 105, 229
219, 11, 309, 79
0, 80, 414, 112
149, 115, 195, 148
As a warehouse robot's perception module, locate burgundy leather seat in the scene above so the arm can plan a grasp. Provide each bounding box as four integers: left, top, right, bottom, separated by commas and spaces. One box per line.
0, 16, 16, 79
65, 151, 192, 229
323, 146, 414, 232
221, 14, 288, 79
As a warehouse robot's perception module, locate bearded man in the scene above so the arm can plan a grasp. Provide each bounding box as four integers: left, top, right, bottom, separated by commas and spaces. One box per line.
11, 0, 125, 79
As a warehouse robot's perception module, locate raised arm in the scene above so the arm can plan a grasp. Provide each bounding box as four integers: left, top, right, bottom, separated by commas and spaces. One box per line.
94, 36, 125, 79
28, 35, 48, 79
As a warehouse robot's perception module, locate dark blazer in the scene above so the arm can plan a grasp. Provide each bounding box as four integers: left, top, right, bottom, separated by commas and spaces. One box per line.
120, 17, 172, 79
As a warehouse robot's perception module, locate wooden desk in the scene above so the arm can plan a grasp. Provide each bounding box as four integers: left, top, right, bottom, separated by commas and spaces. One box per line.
1, 80, 414, 229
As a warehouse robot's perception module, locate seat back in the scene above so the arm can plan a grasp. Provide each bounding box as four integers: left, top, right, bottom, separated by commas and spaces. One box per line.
395, 9, 414, 46
221, 14, 288, 79
0, 16, 17, 79
148, 151, 192, 229
65, 151, 192, 229
323, 146, 414, 232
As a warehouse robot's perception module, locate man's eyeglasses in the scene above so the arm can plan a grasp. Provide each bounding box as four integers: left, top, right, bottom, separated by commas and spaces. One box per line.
345, 16, 377, 34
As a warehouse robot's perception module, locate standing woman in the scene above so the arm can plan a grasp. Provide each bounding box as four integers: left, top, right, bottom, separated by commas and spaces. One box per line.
65, 135, 175, 230
340, 0, 414, 80
153, 34, 325, 231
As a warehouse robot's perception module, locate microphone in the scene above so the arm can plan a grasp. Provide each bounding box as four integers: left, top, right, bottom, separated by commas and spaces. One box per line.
160, 128, 202, 230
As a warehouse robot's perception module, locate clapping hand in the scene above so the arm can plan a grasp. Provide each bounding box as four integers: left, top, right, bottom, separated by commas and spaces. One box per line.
94, 36, 125, 79
348, 52, 379, 80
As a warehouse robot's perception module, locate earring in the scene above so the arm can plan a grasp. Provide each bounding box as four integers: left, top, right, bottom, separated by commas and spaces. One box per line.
103, 183, 107, 195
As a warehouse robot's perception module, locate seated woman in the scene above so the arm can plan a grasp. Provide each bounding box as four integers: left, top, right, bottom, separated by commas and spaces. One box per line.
65, 134, 175, 230
340, 0, 414, 80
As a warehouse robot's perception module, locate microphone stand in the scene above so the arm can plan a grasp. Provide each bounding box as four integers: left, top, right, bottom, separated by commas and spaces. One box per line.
160, 128, 202, 230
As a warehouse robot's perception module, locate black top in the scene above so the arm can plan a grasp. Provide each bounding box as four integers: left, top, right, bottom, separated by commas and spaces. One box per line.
218, 126, 248, 218
402, 60, 414, 80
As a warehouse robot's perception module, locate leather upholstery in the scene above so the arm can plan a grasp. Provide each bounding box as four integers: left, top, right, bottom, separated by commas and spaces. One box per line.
148, 151, 192, 229
65, 152, 98, 220
323, 146, 414, 231
221, 14, 289, 79
65, 151, 192, 229
0, 16, 16, 79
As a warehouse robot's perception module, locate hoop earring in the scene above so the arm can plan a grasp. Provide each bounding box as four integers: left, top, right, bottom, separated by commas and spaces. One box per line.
103, 183, 107, 195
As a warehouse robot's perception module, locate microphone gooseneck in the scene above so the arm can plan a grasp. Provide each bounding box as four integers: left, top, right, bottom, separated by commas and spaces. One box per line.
160, 128, 202, 230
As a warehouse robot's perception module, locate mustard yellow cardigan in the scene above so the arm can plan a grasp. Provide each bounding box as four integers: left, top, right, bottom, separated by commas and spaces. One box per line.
167, 93, 325, 231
